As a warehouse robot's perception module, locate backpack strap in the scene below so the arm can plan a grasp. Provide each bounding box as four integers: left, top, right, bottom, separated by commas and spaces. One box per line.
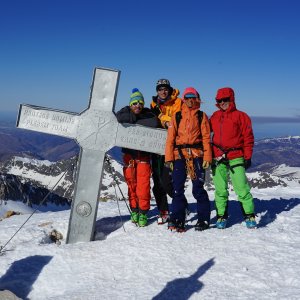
175, 110, 203, 129
175, 111, 182, 129
197, 110, 203, 124
197, 111, 203, 140
174, 110, 204, 158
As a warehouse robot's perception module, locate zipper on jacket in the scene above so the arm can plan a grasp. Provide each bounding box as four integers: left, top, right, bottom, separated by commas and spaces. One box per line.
219, 114, 224, 148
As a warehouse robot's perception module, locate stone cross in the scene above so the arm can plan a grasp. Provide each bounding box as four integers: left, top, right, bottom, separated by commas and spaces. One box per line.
16, 67, 167, 244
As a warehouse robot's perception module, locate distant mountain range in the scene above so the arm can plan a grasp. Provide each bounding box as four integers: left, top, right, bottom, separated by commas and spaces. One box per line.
0, 126, 79, 161
1, 124, 299, 166
0, 123, 299, 206
252, 136, 300, 171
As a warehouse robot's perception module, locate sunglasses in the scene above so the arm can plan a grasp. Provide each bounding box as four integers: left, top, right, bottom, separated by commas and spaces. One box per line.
184, 96, 197, 100
217, 98, 230, 104
158, 87, 168, 92
130, 100, 144, 106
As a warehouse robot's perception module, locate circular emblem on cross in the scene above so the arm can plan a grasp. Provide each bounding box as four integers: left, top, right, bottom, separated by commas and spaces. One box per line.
76, 201, 92, 217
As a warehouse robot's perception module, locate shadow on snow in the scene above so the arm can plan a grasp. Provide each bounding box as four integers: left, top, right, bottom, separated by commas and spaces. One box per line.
0, 255, 52, 300
152, 258, 215, 300
94, 202, 160, 240
252, 197, 300, 227
94, 198, 300, 238
190, 198, 300, 229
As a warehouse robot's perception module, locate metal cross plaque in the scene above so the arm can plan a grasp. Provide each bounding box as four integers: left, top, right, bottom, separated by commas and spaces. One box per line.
16, 67, 167, 244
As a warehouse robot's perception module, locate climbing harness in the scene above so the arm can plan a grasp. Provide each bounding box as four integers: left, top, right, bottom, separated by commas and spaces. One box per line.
184, 148, 196, 180
174, 110, 205, 180
212, 143, 244, 173
127, 159, 136, 185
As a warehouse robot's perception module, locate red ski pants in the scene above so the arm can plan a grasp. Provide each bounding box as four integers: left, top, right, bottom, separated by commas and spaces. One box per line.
123, 154, 151, 213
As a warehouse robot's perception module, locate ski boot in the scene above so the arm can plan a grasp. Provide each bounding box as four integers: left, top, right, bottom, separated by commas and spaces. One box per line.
131, 211, 139, 224
167, 219, 177, 231
245, 214, 257, 229
157, 210, 170, 225
195, 220, 209, 231
216, 217, 227, 229
176, 220, 186, 233
138, 213, 148, 227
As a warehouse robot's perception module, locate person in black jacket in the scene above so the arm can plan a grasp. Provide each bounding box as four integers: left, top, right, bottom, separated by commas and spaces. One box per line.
116, 88, 158, 227
150, 79, 183, 224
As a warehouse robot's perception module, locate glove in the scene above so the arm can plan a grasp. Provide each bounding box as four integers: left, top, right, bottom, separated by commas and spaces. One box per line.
162, 165, 173, 197
244, 159, 252, 170
164, 161, 174, 171
152, 105, 162, 117
202, 160, 210, 169
164, 121, 170, 128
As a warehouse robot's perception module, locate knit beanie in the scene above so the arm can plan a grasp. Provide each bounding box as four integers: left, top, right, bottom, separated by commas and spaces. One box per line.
129, 88, 144, 106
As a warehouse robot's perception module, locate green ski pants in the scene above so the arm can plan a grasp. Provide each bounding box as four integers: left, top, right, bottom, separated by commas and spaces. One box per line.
212, 157, 254, 217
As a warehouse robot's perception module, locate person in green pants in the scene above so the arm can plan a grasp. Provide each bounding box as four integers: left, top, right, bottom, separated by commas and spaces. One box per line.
210, 87, 256, 229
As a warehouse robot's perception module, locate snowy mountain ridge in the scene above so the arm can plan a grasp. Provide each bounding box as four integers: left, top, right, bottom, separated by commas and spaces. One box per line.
1, 155, 299, 210
271, 164, 300, 178
255, 135, 300, 143
0, 136, 299, 207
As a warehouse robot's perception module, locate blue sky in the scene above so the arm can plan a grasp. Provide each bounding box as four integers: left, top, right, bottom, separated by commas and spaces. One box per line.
0, 0, 299, 134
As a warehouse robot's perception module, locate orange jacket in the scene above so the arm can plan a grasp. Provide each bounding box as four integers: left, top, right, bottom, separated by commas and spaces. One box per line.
150, 88, 182, 129
165, 103, 212, 162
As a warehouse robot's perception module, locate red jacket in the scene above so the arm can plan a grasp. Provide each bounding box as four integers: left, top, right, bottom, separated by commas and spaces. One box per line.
209, 88, 254, 160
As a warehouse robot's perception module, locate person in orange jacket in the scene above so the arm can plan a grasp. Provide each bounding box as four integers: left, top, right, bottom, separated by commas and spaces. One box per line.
116, 88, 159, 227
164, 87, 212, 232
150, 79, 182, 225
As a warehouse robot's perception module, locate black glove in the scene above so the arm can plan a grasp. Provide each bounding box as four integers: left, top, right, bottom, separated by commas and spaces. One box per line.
164, 161, 173, 171
152, 105, 162, 117
244, 159, 251, 170
162, 163, 173, 198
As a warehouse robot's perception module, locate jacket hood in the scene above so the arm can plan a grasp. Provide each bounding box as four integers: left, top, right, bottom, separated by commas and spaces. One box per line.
182, 87, 201, 110
169, 88, 180, 102
215, 87, 235, 101
182, 87, 200, 100
215, 87, 236, 112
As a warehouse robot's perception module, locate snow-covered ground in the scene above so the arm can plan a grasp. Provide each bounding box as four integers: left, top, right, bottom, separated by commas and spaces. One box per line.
272, 164, 300, 179
1, 156, 300, 299
1, 182, 300, 299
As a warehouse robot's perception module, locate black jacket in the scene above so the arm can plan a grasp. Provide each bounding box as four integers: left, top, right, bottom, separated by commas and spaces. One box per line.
116, 106, 159, 157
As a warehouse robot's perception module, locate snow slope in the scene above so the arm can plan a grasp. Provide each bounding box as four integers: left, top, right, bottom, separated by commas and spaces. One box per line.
1, 153, 300, 299
1, 191, 300, 299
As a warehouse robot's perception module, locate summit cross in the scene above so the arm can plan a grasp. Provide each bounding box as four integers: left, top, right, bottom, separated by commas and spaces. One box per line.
17, 67, 167, 244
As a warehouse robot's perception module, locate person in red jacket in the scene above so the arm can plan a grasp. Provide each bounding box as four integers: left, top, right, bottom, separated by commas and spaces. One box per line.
165, 87, 212, 232
210, 87, 256, 229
